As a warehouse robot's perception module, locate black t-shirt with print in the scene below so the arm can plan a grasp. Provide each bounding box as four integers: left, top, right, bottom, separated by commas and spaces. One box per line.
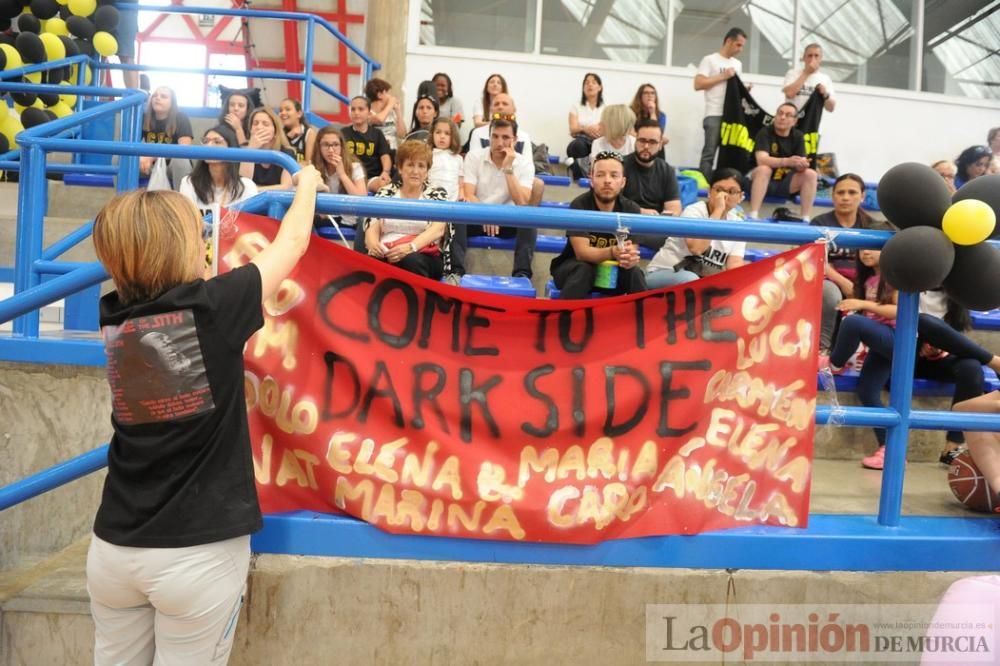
753, 125, 805, 181
143, 112, 194, 145
94, 264, 265, 548
550, 190, 641, 272
341, 124, 390, 179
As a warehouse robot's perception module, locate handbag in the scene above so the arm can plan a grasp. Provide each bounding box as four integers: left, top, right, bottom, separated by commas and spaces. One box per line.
673, 254, 723, 278
146, 157, 172, 191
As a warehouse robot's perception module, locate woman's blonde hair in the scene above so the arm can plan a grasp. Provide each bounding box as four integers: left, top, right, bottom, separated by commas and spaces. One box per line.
93, 190, 203, 304
600, 104, 636, 143
249, 107, 293, 153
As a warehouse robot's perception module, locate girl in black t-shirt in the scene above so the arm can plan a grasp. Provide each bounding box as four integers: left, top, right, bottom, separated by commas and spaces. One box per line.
278, 97, 316, 164
139, 86, 193, 186
241, 107, 295, 191
218, 90, 252, 147
88, 165, 326, 665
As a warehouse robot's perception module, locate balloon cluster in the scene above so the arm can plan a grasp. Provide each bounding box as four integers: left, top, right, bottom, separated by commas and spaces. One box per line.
877, 165, 1000, 311
0, 0, 121, 151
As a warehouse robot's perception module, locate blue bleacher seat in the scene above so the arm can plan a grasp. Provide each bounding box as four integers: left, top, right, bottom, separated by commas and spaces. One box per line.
63, 174, 115, 188
971, 309, 1000, 331
316, 225, 357, 241
825, 367, 999, 396
547, 155, 561, 165
455, 274, 535, 297
544, 279, 604, 299
538, 174, 572, 187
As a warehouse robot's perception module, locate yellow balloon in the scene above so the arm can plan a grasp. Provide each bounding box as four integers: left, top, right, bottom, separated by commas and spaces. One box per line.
58, 83, 77, 107
943, 199, 997, 246
56, 0, 69, 5
50, 102, 73, 118
2, 118, 24, 148
93, 31, 118, 57
0, 44, 22, 71
68, 0, 96, 16
39, 32, 66, 61
31, 99, 45, 109
44, 17, 69, 37
25, 72, 42, 84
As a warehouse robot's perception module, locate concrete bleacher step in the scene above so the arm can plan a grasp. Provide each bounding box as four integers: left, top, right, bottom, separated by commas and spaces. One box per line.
0, 519, 983, 666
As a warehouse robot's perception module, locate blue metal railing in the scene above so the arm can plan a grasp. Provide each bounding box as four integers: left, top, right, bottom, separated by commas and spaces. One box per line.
101, 4, 381, 109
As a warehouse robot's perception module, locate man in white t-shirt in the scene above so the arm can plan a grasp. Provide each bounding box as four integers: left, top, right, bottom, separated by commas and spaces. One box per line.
448, 117, 537, 282
782, 43, 837, 112
694, 27, 747, 180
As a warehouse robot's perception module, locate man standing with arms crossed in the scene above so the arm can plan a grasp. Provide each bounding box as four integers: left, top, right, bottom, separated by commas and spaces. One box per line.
694, 27, 747, 180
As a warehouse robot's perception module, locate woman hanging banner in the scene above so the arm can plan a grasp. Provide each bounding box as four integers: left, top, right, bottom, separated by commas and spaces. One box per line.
219, 209, 824, 545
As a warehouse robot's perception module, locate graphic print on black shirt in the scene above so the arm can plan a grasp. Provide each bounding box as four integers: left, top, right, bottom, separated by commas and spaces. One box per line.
103, 309, 214, 425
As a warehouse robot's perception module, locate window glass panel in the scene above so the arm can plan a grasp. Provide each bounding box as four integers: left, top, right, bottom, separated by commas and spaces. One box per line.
923, 1, 999, 100
540, 0, 670, 63
671, 0, 749, 68
419, 0, 537, 53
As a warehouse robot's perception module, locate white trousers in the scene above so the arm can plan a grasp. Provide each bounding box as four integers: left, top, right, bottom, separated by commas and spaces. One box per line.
86, 533, 250, 666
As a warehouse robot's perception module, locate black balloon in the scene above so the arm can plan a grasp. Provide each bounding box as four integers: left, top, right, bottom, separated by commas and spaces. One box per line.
39, 91, 59, 106
0, 17, 10, 31
93, 4, 118, 31
20, 107, 50, 128
0, 32, 14, 48
12, 91, 37, 106
880, 226, 956, 292
59, 35, 79, 56
74, 38, 94, 57
944, 243, 1000, 311
15, 31, 46, 63
17, 12, 41, 33
29, 0, 58, 19
58, 3, 71, 19
0, 134, 9, 155
43, 109, 57, 121
876, 162, 952, 230
66, 15, 96, 39
953, 174, 1000, 240
0, 0, 20, 20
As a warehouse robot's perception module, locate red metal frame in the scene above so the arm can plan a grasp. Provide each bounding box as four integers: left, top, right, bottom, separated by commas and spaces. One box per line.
132, 0, 363, 118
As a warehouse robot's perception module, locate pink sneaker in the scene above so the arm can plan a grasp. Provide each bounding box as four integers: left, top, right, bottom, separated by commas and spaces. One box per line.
861, 446, 885, 470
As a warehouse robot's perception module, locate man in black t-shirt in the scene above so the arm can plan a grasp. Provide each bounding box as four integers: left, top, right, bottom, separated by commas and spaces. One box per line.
624, 119, 682, 251
747, 102, 817, 221
341, 95, 392, 192
550, 151, 645, 299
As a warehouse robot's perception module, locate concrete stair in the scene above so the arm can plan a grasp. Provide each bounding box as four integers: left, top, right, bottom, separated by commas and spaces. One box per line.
0, 532, 988, 666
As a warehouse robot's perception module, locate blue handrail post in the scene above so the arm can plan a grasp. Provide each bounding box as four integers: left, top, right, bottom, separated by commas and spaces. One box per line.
117, 101, 141, 192
12, 144, 47, 337
303, 16, 315, 114
877, 290, 920, 527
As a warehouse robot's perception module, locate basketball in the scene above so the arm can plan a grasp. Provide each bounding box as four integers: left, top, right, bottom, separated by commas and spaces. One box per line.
948, 450, 997, 513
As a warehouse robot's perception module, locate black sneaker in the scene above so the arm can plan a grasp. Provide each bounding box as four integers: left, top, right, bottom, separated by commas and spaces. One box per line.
772, 207, 805, 223
939, 445, 966, 466
512, 271, 532, 279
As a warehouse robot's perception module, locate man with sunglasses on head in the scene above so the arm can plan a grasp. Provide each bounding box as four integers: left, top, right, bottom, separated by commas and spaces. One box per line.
448, 116, 538, 283
747, 102, 817, 221
550, 150, 645, 299
467, 94, 533, 158
623, 118, 682, 251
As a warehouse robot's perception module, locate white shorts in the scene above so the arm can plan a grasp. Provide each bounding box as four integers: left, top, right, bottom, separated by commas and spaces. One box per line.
86, 533, 251, 665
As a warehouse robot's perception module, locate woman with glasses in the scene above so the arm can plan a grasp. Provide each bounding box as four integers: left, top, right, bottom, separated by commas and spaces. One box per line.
363, 140, 448, 279
644, 168, 746, 289
629, 82, 668, 158
178, 125, 258, 216
311, 125, 367, 251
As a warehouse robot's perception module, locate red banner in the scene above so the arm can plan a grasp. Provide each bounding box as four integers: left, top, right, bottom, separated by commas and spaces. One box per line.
218, 210, 823, 544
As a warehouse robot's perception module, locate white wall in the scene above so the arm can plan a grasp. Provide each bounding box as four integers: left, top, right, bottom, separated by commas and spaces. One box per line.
403, 48, 1000, 181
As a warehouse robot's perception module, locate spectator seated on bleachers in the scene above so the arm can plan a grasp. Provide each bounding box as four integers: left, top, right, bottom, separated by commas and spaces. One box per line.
311, 125, 367, 252
549, 151, 645, 300
589, 104, 636, 162
404, 93, 439, 143
472, 73, 508, 128
448, 117, 537, 284
809, 173, 886, 354
139, 86, 193, 189
644, 168, 746, 290
364, 77, 405, 153
342, 95, 393, 192
279, 97, 318, 164
466, 94, 546, 208
240, 107, 294, 191
565, 72, 605, 180
954, 144, 992, 189
178, 125, 258, 217
362, 140, 449, 280
623, 118, 682, 251
746, 102, 817, 221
